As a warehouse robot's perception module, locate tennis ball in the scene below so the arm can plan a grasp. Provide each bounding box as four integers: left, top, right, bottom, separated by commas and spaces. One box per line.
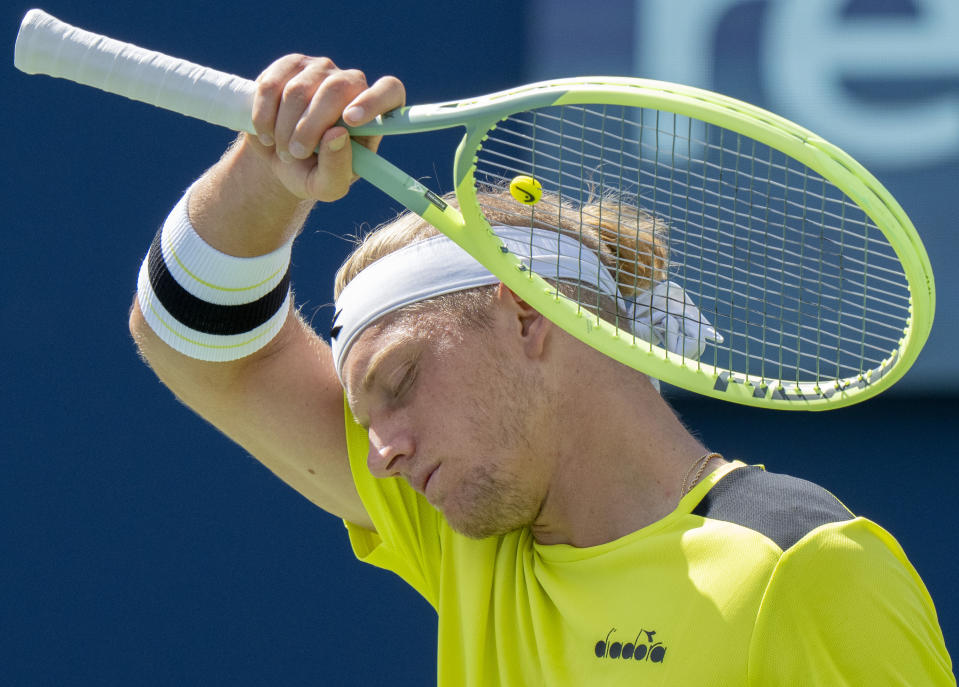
509, 175, 543, 205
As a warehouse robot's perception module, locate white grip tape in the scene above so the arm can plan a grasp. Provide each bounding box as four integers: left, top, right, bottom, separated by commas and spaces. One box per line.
14, 9, 257, 135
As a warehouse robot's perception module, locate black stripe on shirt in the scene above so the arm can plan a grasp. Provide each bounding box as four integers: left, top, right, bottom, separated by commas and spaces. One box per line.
692, 466, 854, 551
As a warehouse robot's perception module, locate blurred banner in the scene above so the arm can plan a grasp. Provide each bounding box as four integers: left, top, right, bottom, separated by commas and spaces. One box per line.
527, 0, 959, 391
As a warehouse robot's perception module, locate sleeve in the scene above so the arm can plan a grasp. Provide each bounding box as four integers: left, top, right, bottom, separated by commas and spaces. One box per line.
748, 517, 955, 686
340, 395, 444, 609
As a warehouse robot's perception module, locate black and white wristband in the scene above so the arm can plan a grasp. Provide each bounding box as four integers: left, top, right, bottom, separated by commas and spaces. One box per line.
136, 189, 293, 362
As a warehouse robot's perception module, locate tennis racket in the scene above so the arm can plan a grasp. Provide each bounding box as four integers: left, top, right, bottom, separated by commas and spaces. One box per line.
14, 9, 935, 410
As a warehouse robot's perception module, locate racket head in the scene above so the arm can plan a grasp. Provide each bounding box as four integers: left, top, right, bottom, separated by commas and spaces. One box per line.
438, 78, 934, 409
13, 7, 931, 410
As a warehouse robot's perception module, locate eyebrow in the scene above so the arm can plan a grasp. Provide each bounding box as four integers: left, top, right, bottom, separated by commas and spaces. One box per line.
346, 335, 418, 429
361, 334, 418, 393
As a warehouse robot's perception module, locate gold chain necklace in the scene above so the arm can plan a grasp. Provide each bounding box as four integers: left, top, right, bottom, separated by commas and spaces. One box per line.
680, 452, 724, 497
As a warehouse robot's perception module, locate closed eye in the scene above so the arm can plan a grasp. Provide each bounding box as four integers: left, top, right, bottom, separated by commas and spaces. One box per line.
391, 359, 418, 400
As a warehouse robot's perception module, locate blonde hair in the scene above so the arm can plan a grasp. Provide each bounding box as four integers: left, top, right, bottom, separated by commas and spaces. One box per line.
333, 189, 669, 327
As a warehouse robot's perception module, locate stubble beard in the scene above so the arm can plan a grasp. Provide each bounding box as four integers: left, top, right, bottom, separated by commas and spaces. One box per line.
445, 462, 541, 539
440, 355, 548, 540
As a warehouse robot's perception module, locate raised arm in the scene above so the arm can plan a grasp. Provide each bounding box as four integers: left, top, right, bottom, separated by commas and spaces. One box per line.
129, 56, 405, 529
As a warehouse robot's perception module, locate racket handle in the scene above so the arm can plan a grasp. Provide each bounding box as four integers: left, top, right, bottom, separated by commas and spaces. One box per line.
14, 9, 257, 135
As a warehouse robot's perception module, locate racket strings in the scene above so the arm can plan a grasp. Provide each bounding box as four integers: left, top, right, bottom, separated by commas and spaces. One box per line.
471, 103, 911, 387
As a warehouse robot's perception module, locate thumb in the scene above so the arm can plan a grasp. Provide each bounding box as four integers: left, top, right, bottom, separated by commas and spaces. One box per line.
304, 127, 354, 201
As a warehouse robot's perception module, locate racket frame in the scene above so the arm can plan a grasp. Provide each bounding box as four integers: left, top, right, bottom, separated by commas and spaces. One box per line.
348, 80, 934, 409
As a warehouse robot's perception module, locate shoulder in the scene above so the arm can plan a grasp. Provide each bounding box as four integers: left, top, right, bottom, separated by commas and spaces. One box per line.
697, 469, 956, 683
736, 498, 956, 683
692, 465, 853, 551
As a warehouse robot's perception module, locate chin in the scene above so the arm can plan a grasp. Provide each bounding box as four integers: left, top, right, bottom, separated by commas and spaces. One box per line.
441, 498, 534, 541
439, 463, 541, 539
446, 515, 522, 540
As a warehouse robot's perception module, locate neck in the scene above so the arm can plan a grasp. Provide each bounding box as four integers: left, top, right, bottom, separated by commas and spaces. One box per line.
530, 355, 722, 548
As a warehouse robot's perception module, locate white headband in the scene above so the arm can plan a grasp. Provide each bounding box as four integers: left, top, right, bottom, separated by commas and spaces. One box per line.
329, 225, 722, 380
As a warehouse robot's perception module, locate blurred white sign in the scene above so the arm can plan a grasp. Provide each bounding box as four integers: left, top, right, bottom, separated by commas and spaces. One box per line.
635, 0, 959, 167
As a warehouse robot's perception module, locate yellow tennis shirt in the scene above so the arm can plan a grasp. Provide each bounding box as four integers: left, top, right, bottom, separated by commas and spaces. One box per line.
342, 407, 955, 685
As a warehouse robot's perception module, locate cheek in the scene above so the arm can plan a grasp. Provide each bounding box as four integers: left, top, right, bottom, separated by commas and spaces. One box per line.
415, 343, 540, 461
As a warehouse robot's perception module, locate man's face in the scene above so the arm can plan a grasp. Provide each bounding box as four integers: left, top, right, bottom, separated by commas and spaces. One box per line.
342, 309, 552, 539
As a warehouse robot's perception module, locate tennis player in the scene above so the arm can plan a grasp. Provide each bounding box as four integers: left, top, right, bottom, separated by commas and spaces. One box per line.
131, 54, 955, 684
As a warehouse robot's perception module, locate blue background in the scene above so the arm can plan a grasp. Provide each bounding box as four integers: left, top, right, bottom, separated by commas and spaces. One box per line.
4, 1, 956, 684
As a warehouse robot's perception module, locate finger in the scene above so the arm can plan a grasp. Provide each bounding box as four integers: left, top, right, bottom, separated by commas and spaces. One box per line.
342, 75, 406, 155
252, 54, 316, 148
288, 68, 369, 161
272, 58, 343, 162
342, 75, 406, 127
304, 126, 354, 201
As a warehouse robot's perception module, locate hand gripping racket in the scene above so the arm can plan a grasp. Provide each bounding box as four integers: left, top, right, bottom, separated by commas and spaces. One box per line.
14, 9, 935, 410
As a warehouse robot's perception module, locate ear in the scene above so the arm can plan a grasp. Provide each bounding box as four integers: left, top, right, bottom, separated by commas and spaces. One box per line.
494, 282, 551, 359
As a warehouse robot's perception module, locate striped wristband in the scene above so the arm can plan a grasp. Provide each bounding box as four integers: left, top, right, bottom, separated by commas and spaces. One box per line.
136, 189, 293, 362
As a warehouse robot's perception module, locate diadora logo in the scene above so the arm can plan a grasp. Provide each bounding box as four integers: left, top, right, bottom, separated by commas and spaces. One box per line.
594, 628, 667, 664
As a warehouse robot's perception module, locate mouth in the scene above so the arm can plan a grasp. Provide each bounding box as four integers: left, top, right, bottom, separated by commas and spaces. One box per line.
415, 464, 440, 497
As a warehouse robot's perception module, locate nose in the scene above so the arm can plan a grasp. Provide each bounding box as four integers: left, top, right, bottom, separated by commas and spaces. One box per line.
367, 422, 415, 479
